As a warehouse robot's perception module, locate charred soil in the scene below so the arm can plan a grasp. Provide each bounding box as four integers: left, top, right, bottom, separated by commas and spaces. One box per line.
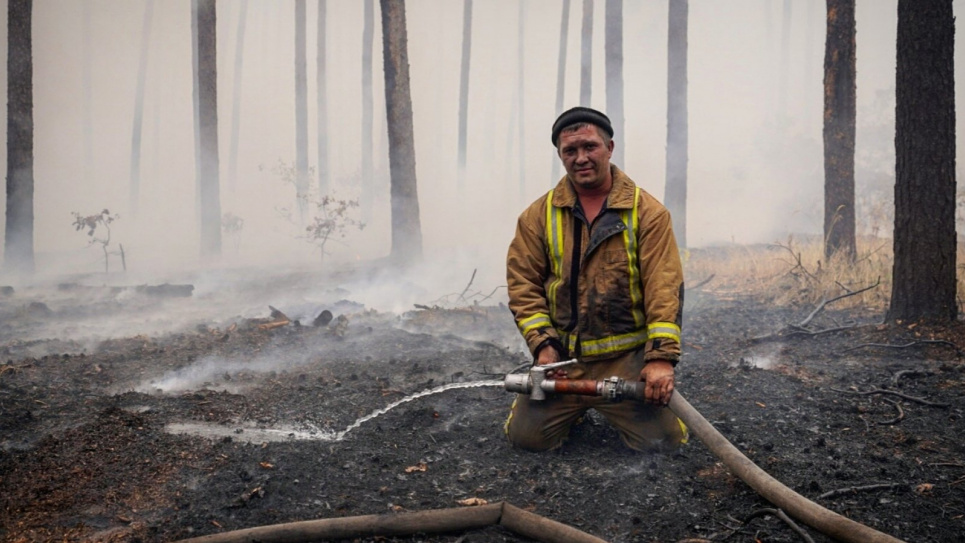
1, 276, 964, 543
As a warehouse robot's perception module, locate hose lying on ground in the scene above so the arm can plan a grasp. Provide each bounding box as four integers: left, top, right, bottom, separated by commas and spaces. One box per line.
174, 501, 607, 543
506, 374, 908, 543
668, 391, 906, 543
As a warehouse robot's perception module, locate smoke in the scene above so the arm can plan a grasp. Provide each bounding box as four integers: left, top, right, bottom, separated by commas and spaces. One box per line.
1, 0, 956, 282
138, 350, 317, 394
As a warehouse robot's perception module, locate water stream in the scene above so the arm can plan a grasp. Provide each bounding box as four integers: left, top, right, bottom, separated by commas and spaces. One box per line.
165, 379, 504, 443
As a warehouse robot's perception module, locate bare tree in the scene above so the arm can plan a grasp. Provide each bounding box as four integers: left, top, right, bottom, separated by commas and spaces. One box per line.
129, 0, 154, 216
580, 0, 593, 106
4, 0, 34, 274
317, 0, 330, 194
551, 0, 571, 182
380, 0, 422, 263
664, 0, 688, 248
227, 0, 248, 193
295, 0, 309, 222
822, 0, 856, 261
195, 0, 222, 257
457, 0, 473, 187
605, 0, 623, 166
888, 0, 957, 322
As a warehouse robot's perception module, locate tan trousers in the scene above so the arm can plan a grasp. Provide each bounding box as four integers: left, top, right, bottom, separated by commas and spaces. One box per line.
504, 350, 687, 452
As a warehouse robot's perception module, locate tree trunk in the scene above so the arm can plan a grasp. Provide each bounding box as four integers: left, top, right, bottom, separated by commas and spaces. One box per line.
4, 0, 34, 275
129, 0, 154, 216
317, 0, 329, 195
579, 0, 593, 106
888, 0, 957, 322
551, 0, 571, 182
456, 0, 472, 187
604, 0, 623, 167
380, 0, 422, 263
82, 0, 93, 185
362, 0, 375, 221
822, 0, 856, 261
227, 0, 248, 194
191, 1, 202, 227
295, 0, 309, 222
195, 0, 222, 258
664, 0, 688, 249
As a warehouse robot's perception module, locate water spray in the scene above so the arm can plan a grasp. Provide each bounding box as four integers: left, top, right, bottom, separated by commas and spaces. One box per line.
503, 360, 906, 543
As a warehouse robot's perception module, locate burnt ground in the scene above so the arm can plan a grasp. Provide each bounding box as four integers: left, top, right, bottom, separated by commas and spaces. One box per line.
1, 268, 964, 543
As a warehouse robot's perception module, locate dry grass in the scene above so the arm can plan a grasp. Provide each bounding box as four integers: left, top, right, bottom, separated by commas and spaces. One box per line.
684, 236, 909, 312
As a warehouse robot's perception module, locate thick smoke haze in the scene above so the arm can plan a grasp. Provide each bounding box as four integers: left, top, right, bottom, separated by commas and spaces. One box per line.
0, 1, 961, 294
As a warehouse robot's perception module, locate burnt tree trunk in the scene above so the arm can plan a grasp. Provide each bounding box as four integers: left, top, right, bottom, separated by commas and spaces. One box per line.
129, 0, 154, 216
551, 0, 571, 182
317, 0, 329, 194
295, 0, 309, 222
362, 0, 375, 220
579, 0, 593, 106
195, 0, 222, 257
457, 0, 472, 187
227, 0, 248, 193
380, 0, 422, 263
822, 0, 856, 261
4, 0, 34, 274
888, 0, 957, 322
664, 0, 688, 249
605, 0, 623, 166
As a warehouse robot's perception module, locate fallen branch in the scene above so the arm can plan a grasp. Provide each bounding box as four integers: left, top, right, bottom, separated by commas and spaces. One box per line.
751, 324, 858, 344
830, 386, 950, 407
891, 369, 931, 387
257, 319, 291, 331
742, 508, 815, 543
844, 340, 962, 356
798, 277, 881, 328
818, 483, 907, 500
877, 399, 905, 425
690, 274, 715, 290
782, 325, 857, 338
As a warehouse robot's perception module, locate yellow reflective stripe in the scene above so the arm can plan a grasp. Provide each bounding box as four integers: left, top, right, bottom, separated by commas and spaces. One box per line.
545, 190, 564, 319
504, 396, 518, 435
579, 329, 649, 357
677, 418, 689, 445
648, 322, 681, 342
518, 313, 552, 335
622, 187, 644, 327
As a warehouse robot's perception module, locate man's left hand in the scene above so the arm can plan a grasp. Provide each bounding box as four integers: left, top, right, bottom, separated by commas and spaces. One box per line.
639, 360, 675, 405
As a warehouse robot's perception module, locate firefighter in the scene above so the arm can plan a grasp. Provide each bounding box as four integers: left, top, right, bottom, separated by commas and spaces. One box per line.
504, 106, 687, 452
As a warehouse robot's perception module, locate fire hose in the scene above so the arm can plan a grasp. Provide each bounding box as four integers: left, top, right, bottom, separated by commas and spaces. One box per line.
504, 359, 907, 543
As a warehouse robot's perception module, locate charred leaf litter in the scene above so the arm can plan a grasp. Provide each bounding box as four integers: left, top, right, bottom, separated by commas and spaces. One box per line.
1, 274, 964, 542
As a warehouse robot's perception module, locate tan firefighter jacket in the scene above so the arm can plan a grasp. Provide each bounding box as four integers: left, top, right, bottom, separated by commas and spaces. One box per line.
507, 166, 684, 364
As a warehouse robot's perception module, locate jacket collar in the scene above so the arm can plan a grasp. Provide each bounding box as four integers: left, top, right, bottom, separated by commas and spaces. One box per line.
551, 165, 636, 210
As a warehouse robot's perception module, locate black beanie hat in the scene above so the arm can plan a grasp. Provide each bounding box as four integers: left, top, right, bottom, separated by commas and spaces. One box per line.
551, 106, 614, 146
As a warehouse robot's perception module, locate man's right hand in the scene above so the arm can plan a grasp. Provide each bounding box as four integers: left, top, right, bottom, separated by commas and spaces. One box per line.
536, 345, 568, 378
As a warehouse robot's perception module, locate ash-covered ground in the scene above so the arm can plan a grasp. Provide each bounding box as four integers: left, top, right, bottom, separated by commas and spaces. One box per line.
1, 265, 964, 542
